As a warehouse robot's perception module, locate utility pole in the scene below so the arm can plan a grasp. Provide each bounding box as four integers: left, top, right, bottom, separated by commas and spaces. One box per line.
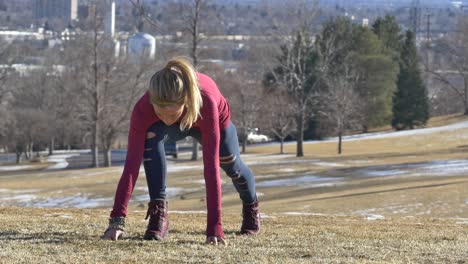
425, 10, 432, 66
410, 0, 421, 34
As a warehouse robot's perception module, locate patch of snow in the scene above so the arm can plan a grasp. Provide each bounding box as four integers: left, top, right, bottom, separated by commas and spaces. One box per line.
365, 214, 385, 221
260, 213, 272, 218
283, 212, 327, 216
246, 159, 315, 166
0, 194, 37, 203
168, 210, 206, 214
46, 154, 80, 170
168, 165, 204, 173
242, 154, 296, 160
313, 162, 344, 167
364, 169, 406, 177
0, 189, 40, 193
32, 195, 113, 208
132, 187, 200, 202
0, 165, 35, 171
44, 213, 73, 218
413, 160, 468, 176
0, 189, 41, 205
257, 175, 342, 188
323, 120, 468, 142
40, 149, 91, 154
358, 160, 468, 178
192, 179, 206, 184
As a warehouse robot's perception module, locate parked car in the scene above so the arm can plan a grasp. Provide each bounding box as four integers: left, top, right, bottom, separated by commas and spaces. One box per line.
247, 130, 269, 144
164, 142, 178, 158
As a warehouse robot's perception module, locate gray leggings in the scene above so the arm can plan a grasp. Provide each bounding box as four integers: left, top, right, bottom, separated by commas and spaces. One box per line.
143, 121, 257, 204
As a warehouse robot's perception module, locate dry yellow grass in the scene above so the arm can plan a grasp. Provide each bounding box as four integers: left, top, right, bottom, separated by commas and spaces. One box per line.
1, 114, 468, 263
0, 206, 467, 263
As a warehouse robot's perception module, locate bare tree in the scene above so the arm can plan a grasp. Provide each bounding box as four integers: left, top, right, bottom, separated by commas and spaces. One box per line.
320, 56, 362, 154
263, 1, 320, 157
265, 28, 319, 157
0, 40, 17, 143
180, 0, 217, 160
426, 17, 468, 115
265, 90, 296, 154
99, 58, 151, 166
220, 70, 262, 153
128, 0, 159, 29
186, 0, 203, 160
5, 109, 50, 163
60, 6, 110, 168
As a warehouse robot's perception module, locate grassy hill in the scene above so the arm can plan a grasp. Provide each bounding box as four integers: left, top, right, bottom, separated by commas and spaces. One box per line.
1, 114, 468, 263
1, 207, 467, 263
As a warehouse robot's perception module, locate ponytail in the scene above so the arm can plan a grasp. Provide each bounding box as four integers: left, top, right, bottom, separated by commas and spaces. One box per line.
148, 57, 202, 130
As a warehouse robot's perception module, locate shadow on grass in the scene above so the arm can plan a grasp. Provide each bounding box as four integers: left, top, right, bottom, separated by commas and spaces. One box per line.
0, 231, 75, 244
302, 180, 468, 202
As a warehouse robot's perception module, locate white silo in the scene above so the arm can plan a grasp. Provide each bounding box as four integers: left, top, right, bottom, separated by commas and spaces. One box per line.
105, 0, 115, 38
128, 32, 156, 61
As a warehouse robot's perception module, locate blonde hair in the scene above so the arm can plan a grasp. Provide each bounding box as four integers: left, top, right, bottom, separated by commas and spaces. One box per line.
149, 57, 202, 130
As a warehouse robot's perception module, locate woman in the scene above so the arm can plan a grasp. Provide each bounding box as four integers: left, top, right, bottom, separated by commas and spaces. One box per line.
101, 57, 260, 245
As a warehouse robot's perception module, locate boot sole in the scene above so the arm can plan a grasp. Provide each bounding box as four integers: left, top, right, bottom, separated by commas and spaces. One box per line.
240, 229, 260, 235
143, 230, 168, 241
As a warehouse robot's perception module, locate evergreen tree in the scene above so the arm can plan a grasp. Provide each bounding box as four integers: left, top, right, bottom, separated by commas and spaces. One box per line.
372, 15, 403, 57
351, 26, 398, 131
392, 31, 429, 130
316, 18, 398, 132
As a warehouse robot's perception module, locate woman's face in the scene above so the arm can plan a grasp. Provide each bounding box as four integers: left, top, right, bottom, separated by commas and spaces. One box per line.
153, 102, 185, 126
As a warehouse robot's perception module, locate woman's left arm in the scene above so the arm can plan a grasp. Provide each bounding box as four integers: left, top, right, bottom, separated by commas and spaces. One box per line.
199, 96, 225, 240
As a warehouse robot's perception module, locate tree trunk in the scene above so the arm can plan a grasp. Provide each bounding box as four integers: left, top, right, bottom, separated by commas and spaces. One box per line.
29, 142, 34, 160
24, 144, 30, 160
103, 147, 112, 167
296, 111, 304, 157
49, 137, 54, 156
15, 146, 22, 164
241, 138, 246, 153
92, 17, 99, 168
465, 81, 468, 115
92, 127, 99, 168
16, 152, 22, 164
191, 140, 198, 160
92, 145, 99, 168
338, 131, 342, 155
280, 138, 284, 154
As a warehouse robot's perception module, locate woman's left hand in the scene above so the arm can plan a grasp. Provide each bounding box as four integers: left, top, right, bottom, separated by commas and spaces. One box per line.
205, 236, 227, 246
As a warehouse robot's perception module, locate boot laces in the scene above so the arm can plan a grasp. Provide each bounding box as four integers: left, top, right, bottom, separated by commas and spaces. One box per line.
243, 204, 259, 226
145, 203, 166, 230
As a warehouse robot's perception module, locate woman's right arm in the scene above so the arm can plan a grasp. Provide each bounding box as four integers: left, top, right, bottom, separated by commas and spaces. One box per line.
102, 104, 146, 240
110, 105, 146, 218
101, 102, 149, 242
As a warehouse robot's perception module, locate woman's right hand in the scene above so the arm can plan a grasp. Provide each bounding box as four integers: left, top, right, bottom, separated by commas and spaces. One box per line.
100, 216, 125, 241
101, 228, 124, 241
205, 236, 228, 246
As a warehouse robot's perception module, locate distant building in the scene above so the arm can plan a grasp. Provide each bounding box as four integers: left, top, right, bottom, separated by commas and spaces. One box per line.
362, 18, 369, 27
77, 5, 89, 20
33, 0, 78, 23
451, 1, 463, 8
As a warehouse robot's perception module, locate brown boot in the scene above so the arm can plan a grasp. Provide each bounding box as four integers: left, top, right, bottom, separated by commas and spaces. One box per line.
143, 199, 169, 240
240, 199, 260, 235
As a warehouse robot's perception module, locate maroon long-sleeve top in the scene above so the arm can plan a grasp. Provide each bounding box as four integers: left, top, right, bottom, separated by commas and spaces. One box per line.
110, 73, 230, 238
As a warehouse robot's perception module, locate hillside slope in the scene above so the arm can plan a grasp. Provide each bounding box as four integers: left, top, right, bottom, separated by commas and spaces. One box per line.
1, 207, 467, 263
